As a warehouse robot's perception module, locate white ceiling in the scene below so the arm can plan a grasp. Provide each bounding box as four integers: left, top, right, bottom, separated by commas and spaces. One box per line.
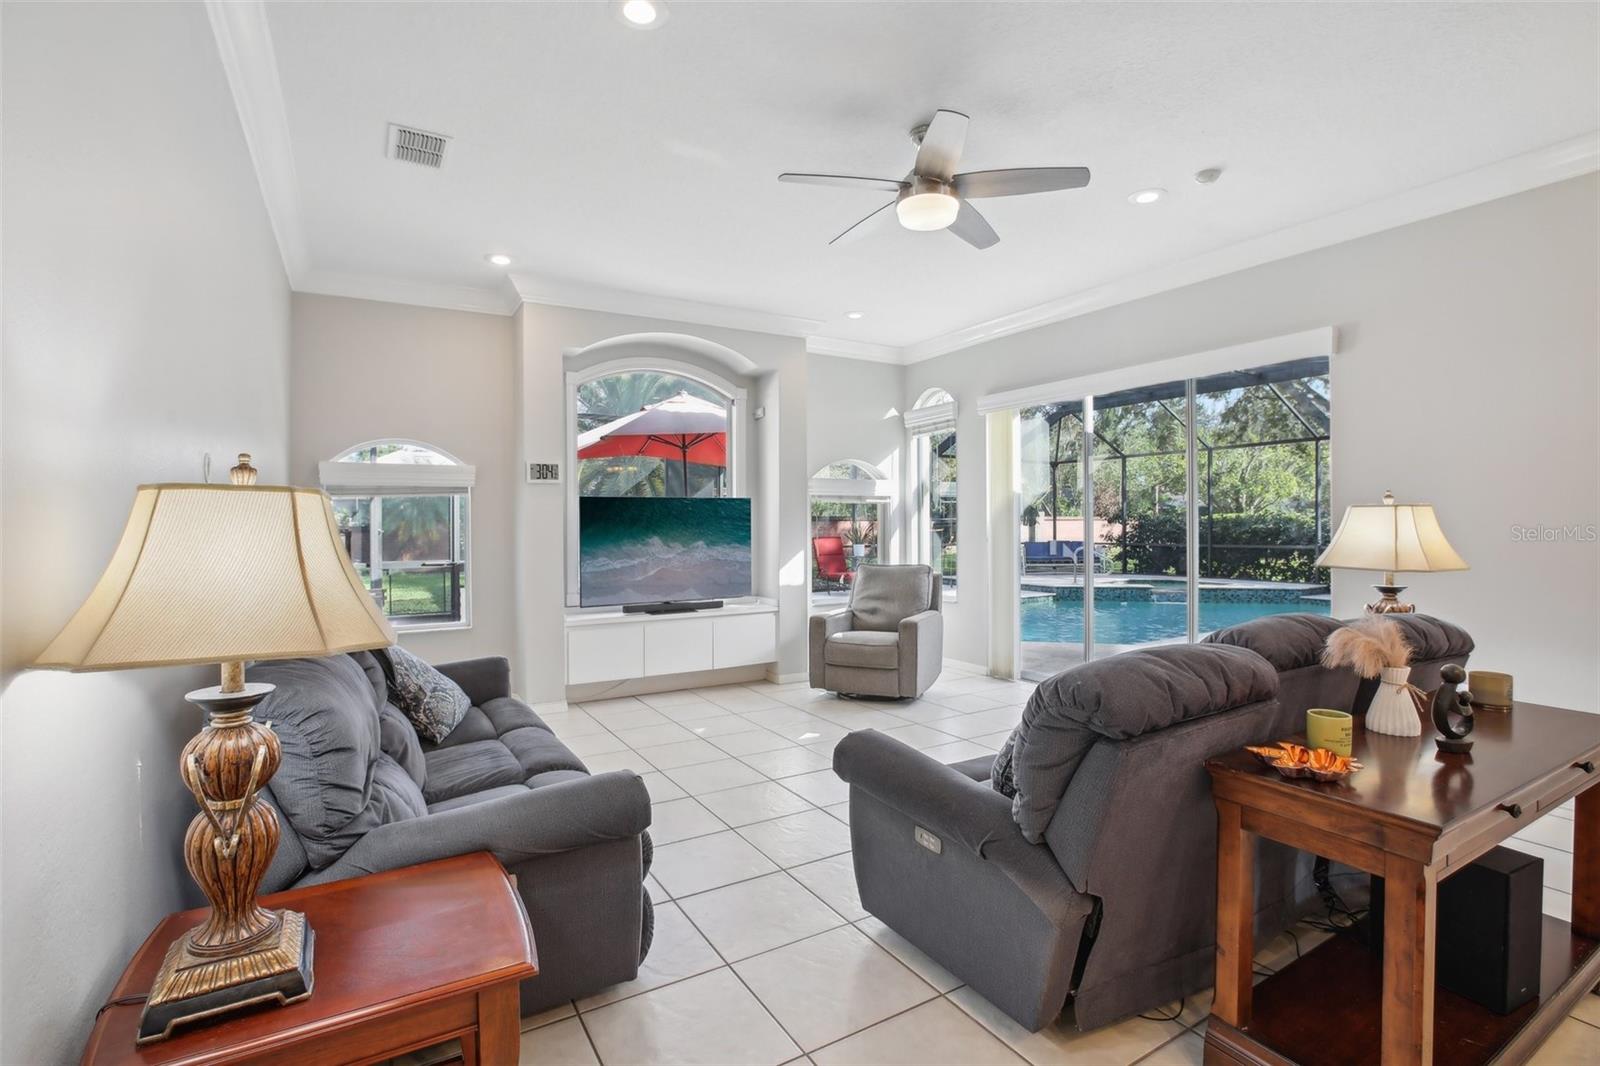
254, 1, 1598, 355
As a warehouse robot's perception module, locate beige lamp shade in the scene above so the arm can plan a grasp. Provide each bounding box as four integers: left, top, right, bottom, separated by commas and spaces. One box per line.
1314, 494, 1469, 574
36, 484, 394, 671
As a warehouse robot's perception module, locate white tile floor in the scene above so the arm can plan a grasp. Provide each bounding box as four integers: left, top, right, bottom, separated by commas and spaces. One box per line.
414, 661, 1600, 1066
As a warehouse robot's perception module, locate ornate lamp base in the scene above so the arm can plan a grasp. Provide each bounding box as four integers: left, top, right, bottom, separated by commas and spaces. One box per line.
1365, 583, 1415, 614
137, 669, 316, 1043
138, 910, 314, 1043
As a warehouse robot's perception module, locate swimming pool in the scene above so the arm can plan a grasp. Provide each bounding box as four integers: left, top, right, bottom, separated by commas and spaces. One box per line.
1020, 585, 1329, 646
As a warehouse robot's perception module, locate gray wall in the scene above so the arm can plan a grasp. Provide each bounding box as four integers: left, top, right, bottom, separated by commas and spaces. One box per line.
289, 293, 517, 665
0, 4, 291, 1061
905, 174, 1599, 709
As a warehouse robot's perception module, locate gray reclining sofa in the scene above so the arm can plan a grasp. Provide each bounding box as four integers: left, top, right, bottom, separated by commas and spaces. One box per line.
834, 612, 1471, 1032
251, 650, 653, 1016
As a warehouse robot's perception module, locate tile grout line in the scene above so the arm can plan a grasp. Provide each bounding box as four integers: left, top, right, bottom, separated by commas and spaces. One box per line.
650, 880, 813, 1061
565, 1000, 605, 1065
684, 897, 946, 1061
1125, 1019, 1201, 1065
582, 739, 905, 1023
544, 670, 1027, 1062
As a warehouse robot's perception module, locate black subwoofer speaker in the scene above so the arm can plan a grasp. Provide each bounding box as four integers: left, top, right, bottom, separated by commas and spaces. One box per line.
1369, 845, 1544, 1015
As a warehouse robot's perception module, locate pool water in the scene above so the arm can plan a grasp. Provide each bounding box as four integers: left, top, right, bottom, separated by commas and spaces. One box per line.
1020, 594, 1328, 646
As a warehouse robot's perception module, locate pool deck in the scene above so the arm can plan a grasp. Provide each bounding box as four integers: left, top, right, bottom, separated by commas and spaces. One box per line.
1023, 640, 1175, 678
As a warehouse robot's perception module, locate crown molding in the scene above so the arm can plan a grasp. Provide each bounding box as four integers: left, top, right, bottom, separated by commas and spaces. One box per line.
901, 131, 1600, 364
508, 273, 826, 338
206, 0, 308, 284
296, 270, 521, 316
804, 336, 903, 365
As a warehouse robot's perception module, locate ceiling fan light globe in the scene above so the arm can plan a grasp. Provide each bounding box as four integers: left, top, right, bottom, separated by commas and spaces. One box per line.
897, 191, 960, 232
620, 0, 660, 26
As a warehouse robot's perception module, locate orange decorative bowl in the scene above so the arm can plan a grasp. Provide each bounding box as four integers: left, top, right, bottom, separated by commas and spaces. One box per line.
1246, 741, 1362, 782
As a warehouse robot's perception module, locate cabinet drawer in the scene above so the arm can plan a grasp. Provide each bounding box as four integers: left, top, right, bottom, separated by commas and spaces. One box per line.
644, 618, 716, 676
568, 624, 644, 684
713, 614, 777, 669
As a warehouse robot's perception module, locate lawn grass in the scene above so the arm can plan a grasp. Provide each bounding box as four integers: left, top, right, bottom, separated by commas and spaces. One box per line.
384, 569, 463, 617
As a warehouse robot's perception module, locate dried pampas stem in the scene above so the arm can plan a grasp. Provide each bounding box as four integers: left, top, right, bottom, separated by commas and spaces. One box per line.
1321, 617, 1412, 678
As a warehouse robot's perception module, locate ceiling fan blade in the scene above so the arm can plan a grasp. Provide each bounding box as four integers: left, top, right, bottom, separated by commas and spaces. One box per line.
953, 166, 1091, 198
914, 109, 969, 181
779, 173, 907, 193
947, 199, 999, 250
829, 200, 898, 246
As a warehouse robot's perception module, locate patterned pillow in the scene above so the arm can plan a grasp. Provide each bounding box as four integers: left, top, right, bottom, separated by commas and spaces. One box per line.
379, 645, 471, 743
991, 728, 1019, 797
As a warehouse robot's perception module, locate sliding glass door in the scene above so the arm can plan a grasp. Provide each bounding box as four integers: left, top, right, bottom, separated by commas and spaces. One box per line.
1018, 402, 1088, 676
1193, 360, 1331, 635
1011, 356, 1330, 679
1088, 381, 1192, 659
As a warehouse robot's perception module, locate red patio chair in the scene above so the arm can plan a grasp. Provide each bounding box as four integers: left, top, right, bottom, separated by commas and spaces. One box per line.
813, 536, 853, 590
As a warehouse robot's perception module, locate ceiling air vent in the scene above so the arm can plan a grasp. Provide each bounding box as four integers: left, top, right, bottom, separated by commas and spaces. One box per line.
387, 123, 449, 168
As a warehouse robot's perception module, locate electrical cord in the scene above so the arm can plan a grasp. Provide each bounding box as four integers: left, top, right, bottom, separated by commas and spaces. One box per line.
1139, 998, 1190, 1024
95, 993, 147, 1021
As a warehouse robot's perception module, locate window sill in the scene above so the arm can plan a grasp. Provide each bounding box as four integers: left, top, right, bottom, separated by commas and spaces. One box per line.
392, 621, 472, 635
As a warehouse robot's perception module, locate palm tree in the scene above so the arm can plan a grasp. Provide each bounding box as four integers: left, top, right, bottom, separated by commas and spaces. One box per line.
576, 371, 727, 496
576, 372, 722, 431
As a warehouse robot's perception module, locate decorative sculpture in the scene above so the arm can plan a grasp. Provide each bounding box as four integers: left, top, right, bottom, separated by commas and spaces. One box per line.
1430, 663, 1476, 754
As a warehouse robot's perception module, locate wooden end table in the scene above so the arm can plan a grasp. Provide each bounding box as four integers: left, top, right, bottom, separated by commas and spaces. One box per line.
82, 853, 538, 1066
1204, 700, 1600, 1066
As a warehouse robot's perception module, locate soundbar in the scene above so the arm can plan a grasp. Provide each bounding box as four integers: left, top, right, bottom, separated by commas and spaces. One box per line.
622, 599, 725, 615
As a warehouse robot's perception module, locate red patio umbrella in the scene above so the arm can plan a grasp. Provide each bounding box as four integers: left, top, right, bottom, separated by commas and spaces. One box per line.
576, 391, 728, 491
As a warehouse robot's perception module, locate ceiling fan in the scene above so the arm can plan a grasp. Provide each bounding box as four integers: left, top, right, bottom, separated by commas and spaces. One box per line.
779, 109, 1090, 250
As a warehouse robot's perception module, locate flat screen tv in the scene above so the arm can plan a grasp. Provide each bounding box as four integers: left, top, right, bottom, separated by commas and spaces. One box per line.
579, 496, 752, 608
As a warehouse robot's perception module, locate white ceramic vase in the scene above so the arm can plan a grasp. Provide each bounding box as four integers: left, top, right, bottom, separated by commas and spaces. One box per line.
1365, 665, 1420, 737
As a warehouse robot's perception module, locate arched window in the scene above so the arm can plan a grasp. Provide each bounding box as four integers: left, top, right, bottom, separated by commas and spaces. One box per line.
808, 460, 894, 606
574, 368, 735, 498
320, 440, 474, 629
812, 459, 887, 482
565, 358, 747, 607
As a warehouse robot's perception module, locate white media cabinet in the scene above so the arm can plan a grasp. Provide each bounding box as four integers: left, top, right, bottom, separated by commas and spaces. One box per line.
564, 599, 779, 685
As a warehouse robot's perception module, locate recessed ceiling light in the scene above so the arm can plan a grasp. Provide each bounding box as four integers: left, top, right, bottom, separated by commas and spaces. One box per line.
1194, 167, 1223, 185
846, 311, 864, 320
618, 0, 665, 27
1129, 188, 1165, 205
485, 253, 513, 267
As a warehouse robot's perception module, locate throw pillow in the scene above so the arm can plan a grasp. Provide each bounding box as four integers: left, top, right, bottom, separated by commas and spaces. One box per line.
991, 728, 1019, 797
380, 645, 471, 743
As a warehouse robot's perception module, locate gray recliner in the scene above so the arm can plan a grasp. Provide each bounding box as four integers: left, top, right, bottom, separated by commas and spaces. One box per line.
810, 563, 943, 698
834, 612, 1473, 1033
249, 650, 653, 1018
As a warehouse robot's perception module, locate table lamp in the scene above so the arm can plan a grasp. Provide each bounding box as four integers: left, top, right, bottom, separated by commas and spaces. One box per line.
1314, 490, 1468, 613
34, 455, 394, 1042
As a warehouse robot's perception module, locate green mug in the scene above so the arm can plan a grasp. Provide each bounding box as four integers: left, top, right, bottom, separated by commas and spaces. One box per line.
1307, 708, 1354, 757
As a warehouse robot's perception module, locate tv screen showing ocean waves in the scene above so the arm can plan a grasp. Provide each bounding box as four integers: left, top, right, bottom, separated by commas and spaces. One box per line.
578, 496, 753, 608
